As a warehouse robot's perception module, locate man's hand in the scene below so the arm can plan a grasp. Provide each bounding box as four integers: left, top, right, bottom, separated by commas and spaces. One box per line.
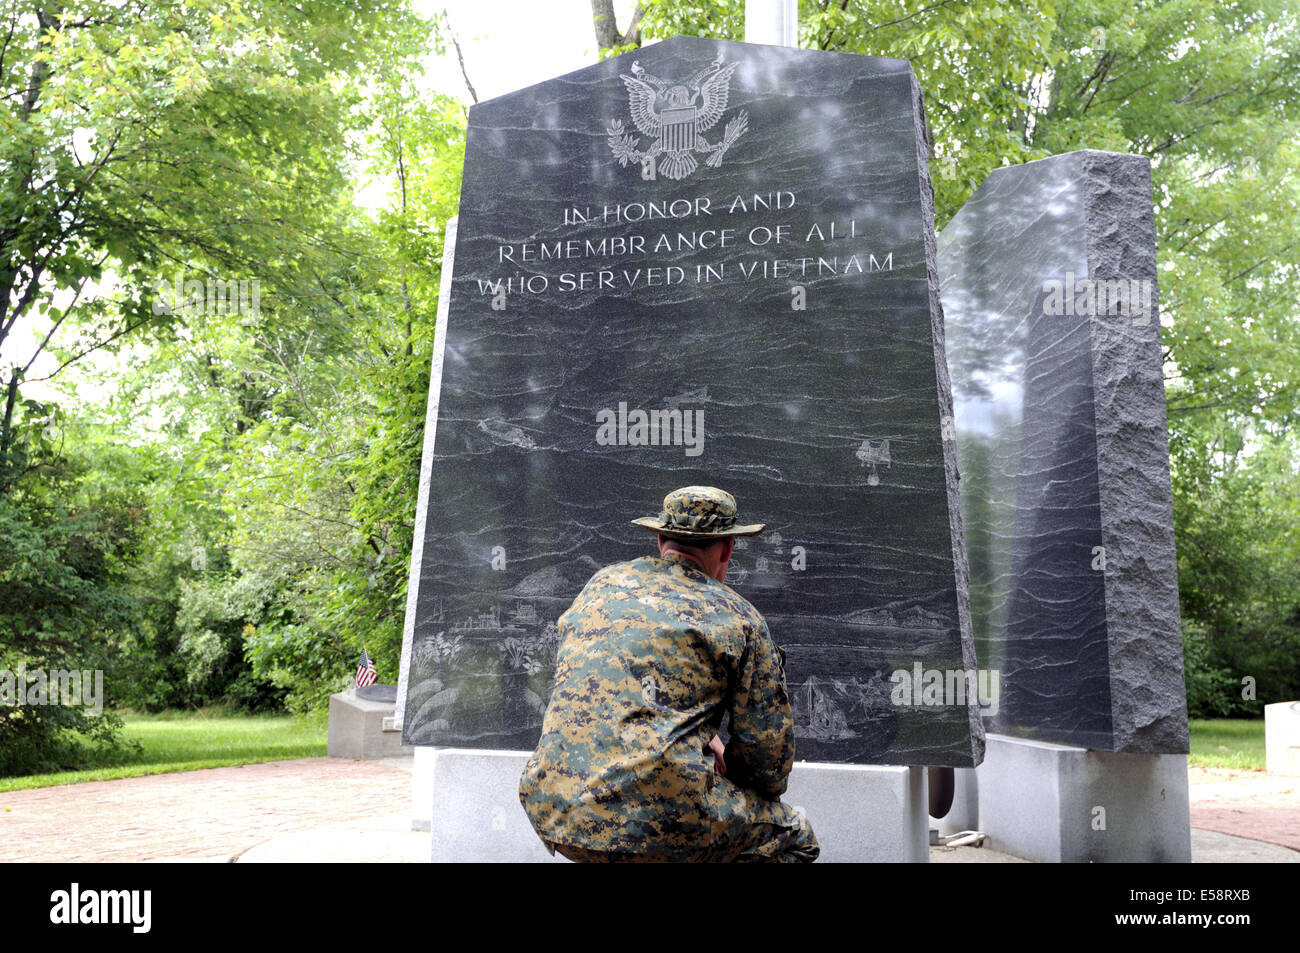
709, 734, 726, 775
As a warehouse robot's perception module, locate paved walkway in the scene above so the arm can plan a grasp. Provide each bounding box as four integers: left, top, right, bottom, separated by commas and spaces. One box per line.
1187, 765, 1300, 852
0, 759, 411, 863
1, 758, 1295, 862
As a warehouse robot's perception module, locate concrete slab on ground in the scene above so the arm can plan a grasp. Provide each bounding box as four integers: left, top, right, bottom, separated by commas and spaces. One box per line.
236, 812, 427, 863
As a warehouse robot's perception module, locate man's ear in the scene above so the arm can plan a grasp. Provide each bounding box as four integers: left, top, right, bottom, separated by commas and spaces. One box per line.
657, 534, 667, 555
721, 537, 735, 562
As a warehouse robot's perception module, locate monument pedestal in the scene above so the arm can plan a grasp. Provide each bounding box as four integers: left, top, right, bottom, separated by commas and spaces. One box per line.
429, 749, 566, 863
422, 748, 929, 863
326, 691, 410, 760
784, 762, 929, 863
411, 746, 434, 831
968, 733, 1190, 863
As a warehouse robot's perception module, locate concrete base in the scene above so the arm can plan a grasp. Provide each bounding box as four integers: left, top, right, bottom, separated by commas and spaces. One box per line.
422, 748, 930, 862
429, 749, 566, 863
1265, 701, 1300, 776
785, 762, 929, 863
326, 691, 411, 760
411, 746, 435, 831
971, 733, 1191, 862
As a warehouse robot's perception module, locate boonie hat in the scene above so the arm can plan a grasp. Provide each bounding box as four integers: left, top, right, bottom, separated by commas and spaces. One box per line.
631, 485, 765, 540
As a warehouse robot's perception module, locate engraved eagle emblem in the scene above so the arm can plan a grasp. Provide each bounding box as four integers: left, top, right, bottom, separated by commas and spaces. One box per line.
606, 54, 749, 180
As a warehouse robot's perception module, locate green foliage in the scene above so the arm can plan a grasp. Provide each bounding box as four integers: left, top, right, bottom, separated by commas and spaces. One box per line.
1037, 0, 1300, 440
1182, 621, 1244, 718
0, 404, 138, 774
172, 570, 286, 709
1, 1, 435, 454
204, 89, 467, 713
1172, 429, 1300, 711
114, 76, 467, 715
1, 0, 446, 769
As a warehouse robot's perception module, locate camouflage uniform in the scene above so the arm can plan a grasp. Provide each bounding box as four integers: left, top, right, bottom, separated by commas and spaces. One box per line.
518, 550, 818, 862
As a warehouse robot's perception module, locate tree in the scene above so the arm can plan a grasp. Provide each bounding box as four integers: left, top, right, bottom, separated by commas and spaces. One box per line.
591, 0, 646, 56
0, 407, 140, 773
228, 89, 467, 711
1172, 426, 1300, 713
0, 1, 430, 476
112, 55, 468, 713
0, 0, 438, 766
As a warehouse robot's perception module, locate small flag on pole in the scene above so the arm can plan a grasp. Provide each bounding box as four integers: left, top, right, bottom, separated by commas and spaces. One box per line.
355, 647, 377, 688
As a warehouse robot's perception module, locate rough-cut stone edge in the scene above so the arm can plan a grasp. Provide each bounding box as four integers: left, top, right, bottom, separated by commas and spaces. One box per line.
396, 215, 458, 735
1082, 152, 1189, 753
911, 69, 985, 766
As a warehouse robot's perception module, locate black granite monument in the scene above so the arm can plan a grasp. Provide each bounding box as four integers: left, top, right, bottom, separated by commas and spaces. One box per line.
938, 150, 1188, 753
402, 36, 984, 766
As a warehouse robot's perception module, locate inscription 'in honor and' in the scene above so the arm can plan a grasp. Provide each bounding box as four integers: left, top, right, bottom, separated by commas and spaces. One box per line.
479, 55, 894, 297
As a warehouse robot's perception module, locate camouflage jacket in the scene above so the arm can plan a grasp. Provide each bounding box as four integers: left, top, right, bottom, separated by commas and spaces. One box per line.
518, 552, 795, 854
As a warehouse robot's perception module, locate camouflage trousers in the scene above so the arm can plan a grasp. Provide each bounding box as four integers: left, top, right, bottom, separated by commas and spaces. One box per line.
546, 801, 819, 864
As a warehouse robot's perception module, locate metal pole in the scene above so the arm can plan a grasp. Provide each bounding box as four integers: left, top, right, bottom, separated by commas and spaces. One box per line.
744, 0, 798, 47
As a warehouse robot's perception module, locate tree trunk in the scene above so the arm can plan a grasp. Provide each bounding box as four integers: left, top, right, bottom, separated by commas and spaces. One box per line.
590, 0, 643, 54
0, 370, 20, 464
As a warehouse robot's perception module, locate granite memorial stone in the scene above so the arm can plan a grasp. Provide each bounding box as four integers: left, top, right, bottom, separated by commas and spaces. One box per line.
402, 36, 983, 766
938, 150, 1188, 753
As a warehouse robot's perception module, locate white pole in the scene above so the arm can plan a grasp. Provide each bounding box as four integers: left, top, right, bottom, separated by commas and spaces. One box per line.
744, 0, 798, 47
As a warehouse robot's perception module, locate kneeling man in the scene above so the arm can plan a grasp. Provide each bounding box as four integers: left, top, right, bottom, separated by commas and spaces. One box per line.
519, 485, 818, 862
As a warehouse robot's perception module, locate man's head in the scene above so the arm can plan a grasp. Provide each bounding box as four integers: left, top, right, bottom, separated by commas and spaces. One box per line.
657, 533, 736, 582
631, 486, 763, 582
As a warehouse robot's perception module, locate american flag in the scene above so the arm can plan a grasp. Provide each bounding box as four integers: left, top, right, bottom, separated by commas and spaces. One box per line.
355, 647, 377, 688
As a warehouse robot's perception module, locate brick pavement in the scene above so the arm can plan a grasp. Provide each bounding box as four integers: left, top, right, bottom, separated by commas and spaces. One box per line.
1187, 766, 1300, 852
1, 759, 1295, 862
0, 758, 410, 862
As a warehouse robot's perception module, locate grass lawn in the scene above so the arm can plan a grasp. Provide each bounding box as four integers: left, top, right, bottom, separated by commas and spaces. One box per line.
0, 708, 327, 792
0, 712, 1264, 792
1188, 718, 1266, 770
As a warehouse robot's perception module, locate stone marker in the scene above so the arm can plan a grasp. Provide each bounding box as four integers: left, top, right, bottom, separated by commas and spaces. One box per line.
327, 690, 410, 761
935, 150, 1191, 862
401, 35, 983, 767
1265, 701, 1300, 775
938, 149, 1188, 754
